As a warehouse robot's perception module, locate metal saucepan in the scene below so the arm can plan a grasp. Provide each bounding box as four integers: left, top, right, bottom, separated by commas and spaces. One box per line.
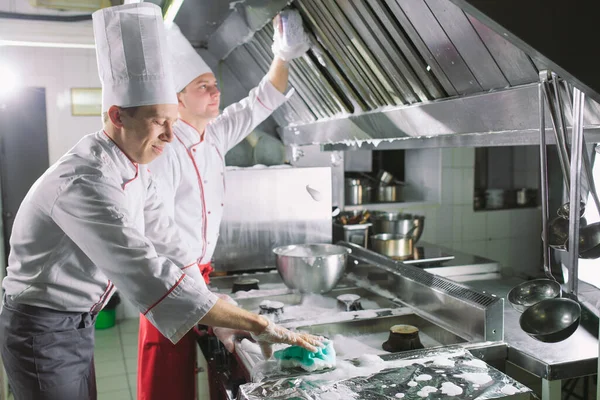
370, 233, 414, 260
376, 184, 404, 203
371, 212, 425, 244
376, 170, 395, 185
345, 178, 372, 205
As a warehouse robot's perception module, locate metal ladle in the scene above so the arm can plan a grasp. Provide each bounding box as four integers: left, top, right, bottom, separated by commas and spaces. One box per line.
517, 78, 583, 343
508, 77, 562, 312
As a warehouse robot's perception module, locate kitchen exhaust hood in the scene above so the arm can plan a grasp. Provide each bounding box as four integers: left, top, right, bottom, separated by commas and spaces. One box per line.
184, 0, 600, 149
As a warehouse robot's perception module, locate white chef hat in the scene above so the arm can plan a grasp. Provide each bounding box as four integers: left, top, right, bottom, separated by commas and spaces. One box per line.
166, 23, 213, 92
92, 3, 177, 112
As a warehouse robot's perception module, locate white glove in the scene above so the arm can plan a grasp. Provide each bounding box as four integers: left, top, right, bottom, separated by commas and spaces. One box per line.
213, 327, 250, 353
272, 9, 311, 62
250, 318, 325, 359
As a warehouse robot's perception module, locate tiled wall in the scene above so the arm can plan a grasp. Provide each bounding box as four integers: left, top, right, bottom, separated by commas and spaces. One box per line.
1, 46, 102, 164
402, 148, 542, 278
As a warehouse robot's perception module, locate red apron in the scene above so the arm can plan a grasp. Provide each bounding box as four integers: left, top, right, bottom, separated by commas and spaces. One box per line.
137, 262, 213, 400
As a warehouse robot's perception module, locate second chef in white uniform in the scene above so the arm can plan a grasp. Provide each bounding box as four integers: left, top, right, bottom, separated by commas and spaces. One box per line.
137, 10, 312, 400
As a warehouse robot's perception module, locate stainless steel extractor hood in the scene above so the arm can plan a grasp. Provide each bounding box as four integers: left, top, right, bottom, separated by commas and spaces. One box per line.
177, 0, 600, 149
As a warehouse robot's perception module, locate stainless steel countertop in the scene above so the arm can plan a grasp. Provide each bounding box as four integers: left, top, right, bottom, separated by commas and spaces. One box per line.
463, 277, 599, 380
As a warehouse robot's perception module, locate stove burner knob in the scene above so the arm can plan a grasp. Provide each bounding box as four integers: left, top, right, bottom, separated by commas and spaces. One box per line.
258, 300, 285, 321
231, 278, 260, 293
337, 294, 363, 312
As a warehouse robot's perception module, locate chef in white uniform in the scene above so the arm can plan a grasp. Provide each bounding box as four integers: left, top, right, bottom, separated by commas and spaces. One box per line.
137, 11, 311, 400
0, 5, 322, 400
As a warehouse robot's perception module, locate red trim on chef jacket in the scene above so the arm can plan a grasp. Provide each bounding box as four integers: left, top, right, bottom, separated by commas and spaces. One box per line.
143, 274, 186, 316
137, 263, 212, 400
89, 281, 114, 314
175, 133, 209, 261
256, 96, 272, 111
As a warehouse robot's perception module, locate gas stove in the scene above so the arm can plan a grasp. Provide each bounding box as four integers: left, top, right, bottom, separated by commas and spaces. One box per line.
203, 270, 471, 399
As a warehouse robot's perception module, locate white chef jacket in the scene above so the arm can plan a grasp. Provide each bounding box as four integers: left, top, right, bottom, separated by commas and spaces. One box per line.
150, 77, 291, 264
2, 132, 217, 343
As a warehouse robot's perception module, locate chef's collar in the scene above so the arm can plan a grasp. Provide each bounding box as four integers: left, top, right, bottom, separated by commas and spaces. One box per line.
174, 119, 206, 148
99, 131, 139, 183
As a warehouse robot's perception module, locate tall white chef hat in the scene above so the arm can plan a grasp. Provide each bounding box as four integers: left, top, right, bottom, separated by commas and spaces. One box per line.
92, 3, 177, 112
166, 23, 213, 93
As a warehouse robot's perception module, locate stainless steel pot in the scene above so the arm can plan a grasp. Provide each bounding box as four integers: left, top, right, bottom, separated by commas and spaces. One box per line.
371, 212, 425, 244
333, 222, 372, 248
345, 178, 372, 205
370, 233, 413, 260
376, 184, 403, 203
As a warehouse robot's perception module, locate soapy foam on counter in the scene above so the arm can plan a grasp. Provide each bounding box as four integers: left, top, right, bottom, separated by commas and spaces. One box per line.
417, 386, 437, 397
464, 358, 488, 369
441, 382, 463, 396
454, 372, 493, 385
415, 374, 432, 381
431, 357, 455, 368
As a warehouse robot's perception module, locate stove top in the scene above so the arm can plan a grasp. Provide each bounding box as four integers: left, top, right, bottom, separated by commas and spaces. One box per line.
402, 245, 455, 265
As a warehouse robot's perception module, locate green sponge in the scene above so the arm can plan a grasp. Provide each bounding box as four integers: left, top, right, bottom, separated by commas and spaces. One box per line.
274, 341, 336, 372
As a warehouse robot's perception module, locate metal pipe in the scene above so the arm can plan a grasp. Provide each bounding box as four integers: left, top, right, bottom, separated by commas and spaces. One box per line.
541, 74, 571, 191
538, 75, 552, 280
551, 72, 572, 167
554, 75, 600, 212
568, 87, 585, 297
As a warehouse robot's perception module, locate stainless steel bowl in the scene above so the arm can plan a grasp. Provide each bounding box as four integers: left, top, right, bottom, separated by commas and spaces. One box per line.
273, 244, 351, 293
519, 298, 581, 343
507, 279, 561, 313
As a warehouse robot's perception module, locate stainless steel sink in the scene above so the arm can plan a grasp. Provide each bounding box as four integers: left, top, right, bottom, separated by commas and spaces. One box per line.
295, 313, 467, 352
234, 287, 400, 311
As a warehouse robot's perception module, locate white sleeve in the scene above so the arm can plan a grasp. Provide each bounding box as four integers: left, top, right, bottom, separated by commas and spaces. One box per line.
209, 76, 291, 153
50, 175, 217, 344
143, 172, 206, 285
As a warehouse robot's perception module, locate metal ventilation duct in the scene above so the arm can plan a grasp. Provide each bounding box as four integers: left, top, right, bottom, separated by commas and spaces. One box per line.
210, 0, 600, 148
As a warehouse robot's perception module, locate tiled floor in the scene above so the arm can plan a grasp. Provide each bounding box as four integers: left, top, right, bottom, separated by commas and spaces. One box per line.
94, 318, 140, 400
8, 318, 210, 399
94, 318, 210, 400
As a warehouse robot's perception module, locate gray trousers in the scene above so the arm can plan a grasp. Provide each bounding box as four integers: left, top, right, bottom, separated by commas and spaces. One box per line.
0, 295, 97, 400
